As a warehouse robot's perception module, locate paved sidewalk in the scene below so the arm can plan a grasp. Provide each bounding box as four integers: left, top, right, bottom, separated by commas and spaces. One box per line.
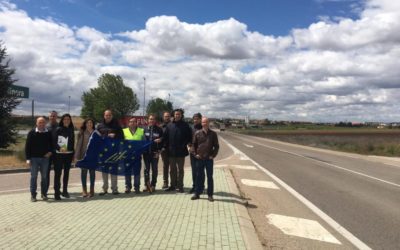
0, 169, 252, 249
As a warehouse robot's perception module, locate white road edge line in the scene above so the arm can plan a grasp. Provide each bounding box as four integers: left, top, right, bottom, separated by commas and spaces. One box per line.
220, 136, 372, 250
236, 135, 400, 189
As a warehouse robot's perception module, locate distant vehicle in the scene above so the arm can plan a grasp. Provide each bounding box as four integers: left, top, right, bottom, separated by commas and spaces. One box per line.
219, 124, 225, 131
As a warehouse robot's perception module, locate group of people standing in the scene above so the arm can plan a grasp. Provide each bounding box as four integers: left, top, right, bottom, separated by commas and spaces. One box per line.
26, 108, 220, 203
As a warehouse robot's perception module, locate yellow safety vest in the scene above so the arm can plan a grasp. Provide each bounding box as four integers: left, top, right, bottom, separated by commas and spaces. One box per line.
123, 127, 144, 141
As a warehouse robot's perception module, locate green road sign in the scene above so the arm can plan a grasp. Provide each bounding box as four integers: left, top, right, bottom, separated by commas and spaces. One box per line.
8, 85, 29, 99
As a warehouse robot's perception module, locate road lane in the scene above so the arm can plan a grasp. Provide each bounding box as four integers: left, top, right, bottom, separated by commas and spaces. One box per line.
220, 132, 400, 250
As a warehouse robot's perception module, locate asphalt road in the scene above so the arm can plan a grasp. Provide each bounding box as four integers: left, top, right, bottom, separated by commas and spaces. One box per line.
220, 132, 400, 250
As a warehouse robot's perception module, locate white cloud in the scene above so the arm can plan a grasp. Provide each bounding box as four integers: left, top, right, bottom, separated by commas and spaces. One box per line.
1, 0, 400, 122
121, 16, 292, 60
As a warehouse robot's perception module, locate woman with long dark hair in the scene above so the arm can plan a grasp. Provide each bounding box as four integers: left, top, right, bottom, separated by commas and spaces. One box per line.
53, 113, 75, 200
75, 118, 96, 197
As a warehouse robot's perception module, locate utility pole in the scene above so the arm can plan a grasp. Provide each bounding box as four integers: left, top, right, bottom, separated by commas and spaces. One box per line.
143, 77, 146, 116
31, 99, 34, 126
68, 96, 71, 114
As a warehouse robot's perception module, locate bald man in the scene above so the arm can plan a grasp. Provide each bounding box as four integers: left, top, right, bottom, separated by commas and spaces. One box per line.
97, 109, 123, 195
25, 117, 53, 202
191, 117, 219, 202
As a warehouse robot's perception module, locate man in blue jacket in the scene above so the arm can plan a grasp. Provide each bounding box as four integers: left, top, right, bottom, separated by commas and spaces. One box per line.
163, 109, 192, 193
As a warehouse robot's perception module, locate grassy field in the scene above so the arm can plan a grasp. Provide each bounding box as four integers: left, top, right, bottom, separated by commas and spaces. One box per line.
232, 128, 400, 157
0, 116, 84, 170
0, 136, 27, 170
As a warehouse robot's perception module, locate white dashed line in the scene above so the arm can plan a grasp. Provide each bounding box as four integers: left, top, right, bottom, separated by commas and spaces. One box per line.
241, 179, 280, 189
266, 214, 341, 245
243, 143, 254, 148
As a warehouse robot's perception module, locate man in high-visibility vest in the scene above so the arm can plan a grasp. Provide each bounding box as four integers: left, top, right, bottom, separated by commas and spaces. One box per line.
123, 117, 144, 194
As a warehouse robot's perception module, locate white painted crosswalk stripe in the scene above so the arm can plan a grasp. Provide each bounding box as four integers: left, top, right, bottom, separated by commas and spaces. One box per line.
214, 164, 228, 168
231, 165, 258, 170
266, 214, 341, 245
241, 179, 280, 189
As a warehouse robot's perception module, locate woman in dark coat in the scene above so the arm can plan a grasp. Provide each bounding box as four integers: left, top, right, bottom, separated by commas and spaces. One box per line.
53, 113, 75, 200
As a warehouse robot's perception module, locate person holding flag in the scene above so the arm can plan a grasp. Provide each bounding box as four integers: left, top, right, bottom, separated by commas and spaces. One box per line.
123, 117, 144, 194
97, 110, 123, 196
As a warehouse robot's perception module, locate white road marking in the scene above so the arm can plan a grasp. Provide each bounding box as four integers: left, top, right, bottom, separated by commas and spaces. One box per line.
0, 181, 104, 194
220, 136, 372, 250
266, 214, 341, 245
241, 179, 280, 189
384, 162, 400, 168
231, 165, 258, 170
0, 167, 82, 177
235, 135, 400, 189
243, 143, 254, 148
0, 188, 28, 193
214, 164, 228, 168
236, 132, 400, 169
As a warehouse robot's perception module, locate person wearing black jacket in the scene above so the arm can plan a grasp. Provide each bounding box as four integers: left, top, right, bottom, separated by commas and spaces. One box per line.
45, 110, 58, 194
163, 109, 192, 192
53, 113, 75, 200
97, 109, 123, 195
160, 111, 171, 189
188, 113, 202, 194
25, 117, 53, 202
143, 114, 163, 192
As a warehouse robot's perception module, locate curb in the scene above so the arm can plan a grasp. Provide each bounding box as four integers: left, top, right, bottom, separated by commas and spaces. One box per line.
224, 167, 264, 250
0, 168, 30, 174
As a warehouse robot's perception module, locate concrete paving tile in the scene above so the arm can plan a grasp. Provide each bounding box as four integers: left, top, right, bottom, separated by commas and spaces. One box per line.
0, 168, 247, 249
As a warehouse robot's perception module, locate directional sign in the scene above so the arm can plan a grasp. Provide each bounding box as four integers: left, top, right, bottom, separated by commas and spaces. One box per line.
7, 85, 29, 99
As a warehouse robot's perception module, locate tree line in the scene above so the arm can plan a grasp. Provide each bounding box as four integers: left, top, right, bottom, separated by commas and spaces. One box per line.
0, 42, 173, 149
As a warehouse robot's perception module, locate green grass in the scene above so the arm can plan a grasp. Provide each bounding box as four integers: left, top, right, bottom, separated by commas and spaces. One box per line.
0, 136, 27, 167
231, 128, 400, 157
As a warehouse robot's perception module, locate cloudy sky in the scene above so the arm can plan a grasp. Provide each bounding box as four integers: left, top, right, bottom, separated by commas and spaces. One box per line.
1, 0, 399, 122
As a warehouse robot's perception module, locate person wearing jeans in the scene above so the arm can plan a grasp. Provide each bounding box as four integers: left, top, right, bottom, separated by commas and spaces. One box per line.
75, 118, 96, 197
25, 117, 53, 202
143, 114, 163, 192
191, 117, 219, 202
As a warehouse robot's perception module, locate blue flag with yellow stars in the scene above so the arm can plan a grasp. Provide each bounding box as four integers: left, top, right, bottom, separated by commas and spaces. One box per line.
76, 131, 152, 176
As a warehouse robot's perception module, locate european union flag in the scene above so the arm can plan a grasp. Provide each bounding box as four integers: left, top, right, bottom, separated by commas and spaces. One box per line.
76, 132, 152, 176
